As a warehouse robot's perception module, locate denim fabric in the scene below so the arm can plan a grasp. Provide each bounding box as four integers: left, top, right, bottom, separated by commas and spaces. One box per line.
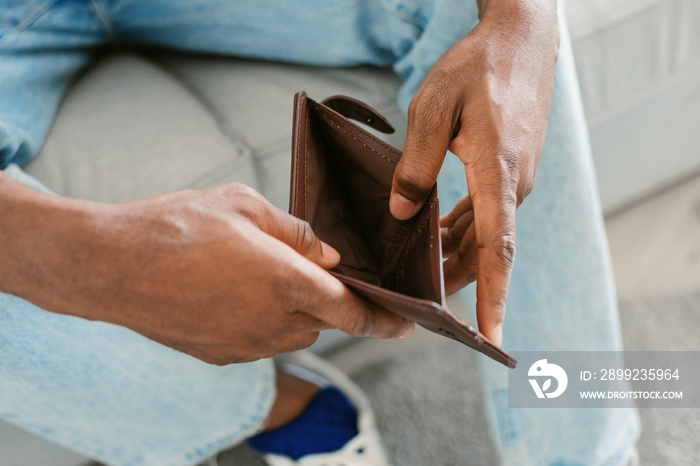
1, 163, 277, 466
437, 8, 641, 464
0, 1, 640, 465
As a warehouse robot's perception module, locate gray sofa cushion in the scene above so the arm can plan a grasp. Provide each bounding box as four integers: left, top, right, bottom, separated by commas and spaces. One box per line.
566, 0, 700, 211
25, 54, 256, 203
25, 53, 406, 211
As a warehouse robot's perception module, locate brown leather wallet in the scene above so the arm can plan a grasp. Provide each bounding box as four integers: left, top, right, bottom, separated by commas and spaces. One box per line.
289, 91, 517, 368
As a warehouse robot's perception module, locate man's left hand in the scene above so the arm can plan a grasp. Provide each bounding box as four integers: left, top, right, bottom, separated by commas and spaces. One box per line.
389, 0, 560, 347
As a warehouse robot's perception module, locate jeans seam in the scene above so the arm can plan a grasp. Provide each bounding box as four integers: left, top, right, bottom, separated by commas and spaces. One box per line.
87, 0, 115, 38
379, 0, 425, 30
12, 0, 61, 32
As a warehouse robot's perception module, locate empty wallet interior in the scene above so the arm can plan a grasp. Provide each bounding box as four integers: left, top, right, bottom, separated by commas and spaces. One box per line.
290, 92, 517, 368
299, 100, 441, 303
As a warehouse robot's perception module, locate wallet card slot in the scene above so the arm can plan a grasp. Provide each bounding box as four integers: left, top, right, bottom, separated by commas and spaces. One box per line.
391, 196, 441, 302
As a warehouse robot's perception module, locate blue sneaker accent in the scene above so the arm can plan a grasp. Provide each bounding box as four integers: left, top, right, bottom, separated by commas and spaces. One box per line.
248, 386, 359, 460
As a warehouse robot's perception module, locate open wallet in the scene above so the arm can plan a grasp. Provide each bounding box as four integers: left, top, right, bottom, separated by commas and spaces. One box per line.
289, 91, 517, 368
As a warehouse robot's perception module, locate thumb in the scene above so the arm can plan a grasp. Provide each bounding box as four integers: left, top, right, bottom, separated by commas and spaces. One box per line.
244, 193, 340, 269
390, 98, 453, 220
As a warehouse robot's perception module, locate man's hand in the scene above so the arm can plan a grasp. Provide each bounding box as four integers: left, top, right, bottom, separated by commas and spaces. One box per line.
389, 0, 559, 346
1, 178, 412, 365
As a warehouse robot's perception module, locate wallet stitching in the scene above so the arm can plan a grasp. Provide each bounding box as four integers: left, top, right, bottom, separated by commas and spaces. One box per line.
304, 100, 513, 367
394, 201, 433, 288
317, 113, 393, 162
313, 105, 400, 163
381, 222, 408, 279
314, 104, 410, 283
325, 98, 394, 134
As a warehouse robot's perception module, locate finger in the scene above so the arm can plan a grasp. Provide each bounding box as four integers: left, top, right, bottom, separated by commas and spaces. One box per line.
390, 91, 458, 220
178, 320, 327, 365
307, 283, 414, 339
441, 208, 474, 257
267, 332, 321, 354
468, 172, 518, 348
440, 194, 473, 229
443, 221, 479, 294
279, 310, 335, 335
295, 264, 414, 339
249, 196, 340, 269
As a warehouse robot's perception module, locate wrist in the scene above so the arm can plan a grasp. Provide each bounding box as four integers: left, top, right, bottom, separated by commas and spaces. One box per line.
0, 173, 114, 320
478, 0, 556, 16
477, 0, 559, 56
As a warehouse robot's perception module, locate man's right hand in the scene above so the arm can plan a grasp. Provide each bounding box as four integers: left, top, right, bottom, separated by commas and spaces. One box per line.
1, 178, 413, 365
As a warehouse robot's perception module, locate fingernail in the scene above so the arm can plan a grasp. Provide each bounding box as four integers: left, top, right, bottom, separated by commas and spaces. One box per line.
399, 323, 415, 339
490, 324, 503, 347
321, 242, 341, 264
390, 193, 418, 220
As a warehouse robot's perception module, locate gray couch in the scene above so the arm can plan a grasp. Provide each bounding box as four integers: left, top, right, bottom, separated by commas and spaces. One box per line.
2, 0, 699, 463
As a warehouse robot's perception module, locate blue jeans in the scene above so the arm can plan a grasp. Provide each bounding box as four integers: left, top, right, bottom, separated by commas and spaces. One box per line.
0, 1, 640, 465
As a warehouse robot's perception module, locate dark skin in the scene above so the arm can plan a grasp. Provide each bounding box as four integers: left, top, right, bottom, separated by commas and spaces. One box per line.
0, 180, 414, 366
391, 0, 559, 345
0, 0, 559, 428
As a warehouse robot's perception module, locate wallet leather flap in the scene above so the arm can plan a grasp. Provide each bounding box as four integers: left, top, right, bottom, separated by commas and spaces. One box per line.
321, 95, 395, 134
290, 91, 517, 368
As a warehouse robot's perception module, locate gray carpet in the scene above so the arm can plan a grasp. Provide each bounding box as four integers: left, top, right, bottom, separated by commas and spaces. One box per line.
219, 290, 700, 465
218, 341, 492, 466
617, 291, 700, 466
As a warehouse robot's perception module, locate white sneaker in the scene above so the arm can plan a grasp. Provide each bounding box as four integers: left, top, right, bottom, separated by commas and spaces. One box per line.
260, 351, 391, 466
